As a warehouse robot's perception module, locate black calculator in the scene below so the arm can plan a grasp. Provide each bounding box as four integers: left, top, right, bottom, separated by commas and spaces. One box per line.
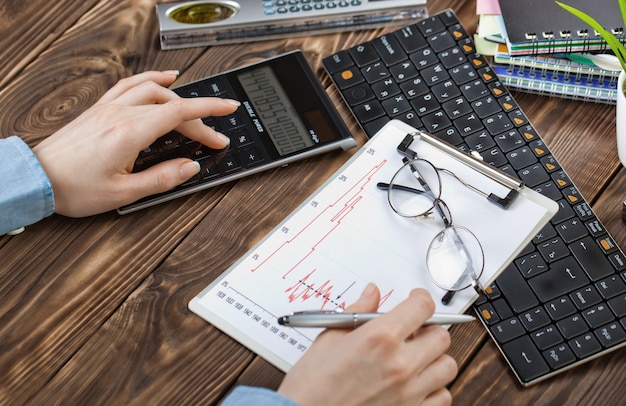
118, 51, 356, 214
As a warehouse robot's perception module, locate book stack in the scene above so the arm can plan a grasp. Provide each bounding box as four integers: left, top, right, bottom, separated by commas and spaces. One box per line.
476, 0, 624, 104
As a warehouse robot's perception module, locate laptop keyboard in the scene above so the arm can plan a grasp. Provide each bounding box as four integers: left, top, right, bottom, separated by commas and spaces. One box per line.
322, 9, 626, 386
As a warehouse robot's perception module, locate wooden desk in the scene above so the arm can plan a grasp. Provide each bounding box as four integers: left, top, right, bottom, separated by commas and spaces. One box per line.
1, 0, 624, 404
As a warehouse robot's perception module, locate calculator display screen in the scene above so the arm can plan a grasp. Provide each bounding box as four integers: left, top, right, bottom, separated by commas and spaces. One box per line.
237, 66, 315, 156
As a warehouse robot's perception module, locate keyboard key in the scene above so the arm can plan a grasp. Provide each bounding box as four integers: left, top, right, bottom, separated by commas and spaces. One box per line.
491, 317, 526, 343
557, 313, 589, 339
371, 34, 407, 66
496, 264, 539, 312
520, 306, 551, 331
349, 42, 379, 67
608, 294, 626, 317
324, 50, 354, 74
555, 218, 588, 243
428, 29, 457, 52
537, 237, 570, 263
353, 100, 385, 122
416, 15, 446, 36
529, 257, 589, 302
595, 275, 626, 299
545, 296, 577, 320
531, 324, 563, 350
570, 237, 615, 281
394, 25, 428, 53
543, 343, 576, 369
595, 321, 626, 347
570, 286, 603, 310
502, 336, 551, 383
582, 304, 615, 328
477, 302, 500, 325
569, 332, 603, 358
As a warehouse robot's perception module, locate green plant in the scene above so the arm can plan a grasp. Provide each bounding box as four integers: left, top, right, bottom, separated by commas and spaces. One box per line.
556, 0, 626, 74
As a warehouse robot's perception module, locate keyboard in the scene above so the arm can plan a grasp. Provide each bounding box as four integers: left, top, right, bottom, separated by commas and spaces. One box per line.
322, 9, 626, 386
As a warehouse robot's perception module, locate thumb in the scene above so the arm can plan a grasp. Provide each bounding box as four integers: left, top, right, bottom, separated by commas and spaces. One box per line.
344, 283, 381, 313
121, 158, 200, 202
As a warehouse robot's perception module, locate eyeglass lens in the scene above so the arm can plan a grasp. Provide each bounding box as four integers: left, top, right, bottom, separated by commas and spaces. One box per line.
387, 159, 441, 218
426, 225, 484, 292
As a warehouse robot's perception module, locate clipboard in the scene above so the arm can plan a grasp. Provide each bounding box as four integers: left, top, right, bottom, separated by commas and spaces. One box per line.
189, 119, 558, 372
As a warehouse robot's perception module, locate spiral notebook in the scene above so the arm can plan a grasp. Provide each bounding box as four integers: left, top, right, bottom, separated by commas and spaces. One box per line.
491, 44, 621, 103
188, 120, 557, 372
499, 0, 626, 55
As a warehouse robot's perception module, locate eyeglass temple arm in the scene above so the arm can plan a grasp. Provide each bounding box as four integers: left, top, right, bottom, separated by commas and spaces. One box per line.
396, 133, 522, 209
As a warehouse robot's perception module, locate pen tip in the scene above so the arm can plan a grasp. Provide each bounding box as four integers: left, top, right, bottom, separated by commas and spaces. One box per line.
277, 316, 286, 326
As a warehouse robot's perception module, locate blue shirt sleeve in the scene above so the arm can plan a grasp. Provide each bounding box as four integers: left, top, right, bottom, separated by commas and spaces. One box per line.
221, 386, 299, 406
0, 136, 54, 235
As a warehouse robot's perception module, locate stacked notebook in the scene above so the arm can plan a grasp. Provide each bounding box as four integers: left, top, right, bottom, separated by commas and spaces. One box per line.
482, 0, 623, 103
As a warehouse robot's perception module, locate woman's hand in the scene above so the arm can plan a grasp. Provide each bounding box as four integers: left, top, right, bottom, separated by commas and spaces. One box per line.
278, 284, 458, 406
33, 70, 240, 217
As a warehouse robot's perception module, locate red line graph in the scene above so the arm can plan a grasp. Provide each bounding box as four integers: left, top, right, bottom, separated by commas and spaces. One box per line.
249, 159, 394, 308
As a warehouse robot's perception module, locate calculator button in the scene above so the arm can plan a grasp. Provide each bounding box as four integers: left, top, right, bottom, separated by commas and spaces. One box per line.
239, 147, 266, 166
221, 113, 247, 131
219, 153, 244, 173
232, 130, 256, 147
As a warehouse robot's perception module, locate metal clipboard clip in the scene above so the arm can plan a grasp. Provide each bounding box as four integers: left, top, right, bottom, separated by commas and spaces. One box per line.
396, 131, 524, 209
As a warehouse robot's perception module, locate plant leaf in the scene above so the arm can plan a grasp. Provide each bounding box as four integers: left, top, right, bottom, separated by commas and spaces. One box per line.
556, 1, 626, 73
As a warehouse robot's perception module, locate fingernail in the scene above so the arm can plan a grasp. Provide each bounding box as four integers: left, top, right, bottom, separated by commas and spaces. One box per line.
180, 160, 200, 179
162, 70, 180, 76
224, 99, 241, 107
216, 131, 231, 146
361, 282, 377, 298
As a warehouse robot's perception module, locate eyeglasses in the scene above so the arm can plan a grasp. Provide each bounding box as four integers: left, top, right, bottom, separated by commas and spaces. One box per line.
378, 156, 488, 305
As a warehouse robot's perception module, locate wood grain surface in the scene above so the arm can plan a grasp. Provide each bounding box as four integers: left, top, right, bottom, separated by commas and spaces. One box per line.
0, 0, 624, 404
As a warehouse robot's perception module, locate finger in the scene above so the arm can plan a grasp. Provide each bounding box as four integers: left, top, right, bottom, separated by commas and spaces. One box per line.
420, 387, 453, 406
315, 283, 380, 341
371, 288, 436, 340
410, 355, 457, 405
115, 158, 200, 204
344, 283, 381, 313
173, 114, 232, 150
96, 71, 179, 105
405, 325, 452, 368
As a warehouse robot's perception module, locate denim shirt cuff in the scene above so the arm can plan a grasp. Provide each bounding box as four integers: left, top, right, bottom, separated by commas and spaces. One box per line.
0, 136, 54, 234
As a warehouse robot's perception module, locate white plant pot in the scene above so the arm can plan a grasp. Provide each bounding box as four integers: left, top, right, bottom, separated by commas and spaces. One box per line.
617, 71, 626, 166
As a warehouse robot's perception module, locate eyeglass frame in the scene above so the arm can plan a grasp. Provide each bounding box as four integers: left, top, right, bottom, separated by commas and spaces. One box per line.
378, 144, 497, 305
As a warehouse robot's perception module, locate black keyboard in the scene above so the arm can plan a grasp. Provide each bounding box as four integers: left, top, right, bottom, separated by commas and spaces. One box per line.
322, 9, 626, 386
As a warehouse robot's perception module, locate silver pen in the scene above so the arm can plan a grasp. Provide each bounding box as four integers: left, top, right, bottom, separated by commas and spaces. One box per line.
277, 311, 475, 328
